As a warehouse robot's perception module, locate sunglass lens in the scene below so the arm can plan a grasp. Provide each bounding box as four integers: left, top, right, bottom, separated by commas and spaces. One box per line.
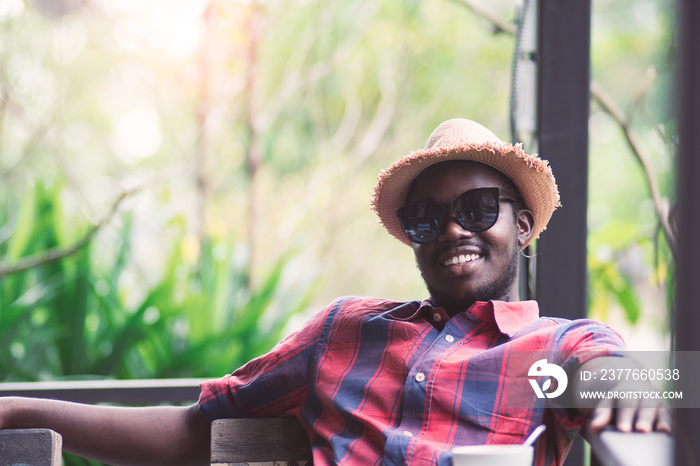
453, 188, 499, 232
397, 200, 445, 244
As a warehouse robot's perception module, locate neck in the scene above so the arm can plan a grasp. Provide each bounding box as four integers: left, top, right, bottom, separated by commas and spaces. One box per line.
430, 289, 522, 319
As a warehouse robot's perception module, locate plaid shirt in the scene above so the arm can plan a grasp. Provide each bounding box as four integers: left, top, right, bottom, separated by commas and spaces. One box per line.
199, 297, 625, 466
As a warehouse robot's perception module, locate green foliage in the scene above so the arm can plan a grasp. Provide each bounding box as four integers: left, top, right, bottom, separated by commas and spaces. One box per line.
587, 0, 674, 342
0, 183, 318, 381
589, 255, 642, 325
0, 0, 674, 391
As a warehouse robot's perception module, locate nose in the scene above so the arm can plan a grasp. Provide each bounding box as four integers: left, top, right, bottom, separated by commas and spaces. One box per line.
438, 210, 474, 243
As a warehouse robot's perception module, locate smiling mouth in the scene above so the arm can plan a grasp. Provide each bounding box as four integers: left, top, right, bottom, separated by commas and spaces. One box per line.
443, 253, 481, 267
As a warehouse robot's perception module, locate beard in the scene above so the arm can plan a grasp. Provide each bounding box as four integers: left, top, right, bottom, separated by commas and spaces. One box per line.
421, 239, 521, 313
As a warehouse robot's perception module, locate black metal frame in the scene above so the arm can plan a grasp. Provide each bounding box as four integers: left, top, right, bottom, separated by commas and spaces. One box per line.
673, 0, 700, 464
535, 0, 590, 322
535, 1, 591, 465
535, 0, 699, 464
0, 379, 204, 404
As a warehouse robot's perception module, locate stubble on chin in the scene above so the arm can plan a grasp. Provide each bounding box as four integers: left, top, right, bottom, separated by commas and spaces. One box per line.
419, 242, 520, 313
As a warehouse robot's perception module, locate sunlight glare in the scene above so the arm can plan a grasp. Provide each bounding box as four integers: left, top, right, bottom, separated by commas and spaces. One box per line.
633, 1, 657, 32
0, 0, 24, 18
51, 23, 88, 64
112, 107, 163, 163
102, 0, 208, 59
150, 0, 208, 58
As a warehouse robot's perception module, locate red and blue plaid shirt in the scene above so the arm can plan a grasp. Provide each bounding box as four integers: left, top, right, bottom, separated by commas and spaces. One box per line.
199, 297, 625, 466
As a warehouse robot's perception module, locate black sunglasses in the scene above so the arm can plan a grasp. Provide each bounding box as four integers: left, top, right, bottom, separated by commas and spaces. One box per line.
396, 187, 519, 244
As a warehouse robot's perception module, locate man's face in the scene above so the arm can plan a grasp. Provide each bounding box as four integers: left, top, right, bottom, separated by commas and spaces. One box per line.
405, 161, 534, 314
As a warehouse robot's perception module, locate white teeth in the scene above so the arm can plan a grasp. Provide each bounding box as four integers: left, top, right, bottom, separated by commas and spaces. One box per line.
444, 254, 480, 267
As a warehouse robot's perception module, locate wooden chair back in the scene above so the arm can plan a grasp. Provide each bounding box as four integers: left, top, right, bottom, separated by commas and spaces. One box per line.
210, 418, 312, 465
583, 426, 673, 466
0, 428, 62, 466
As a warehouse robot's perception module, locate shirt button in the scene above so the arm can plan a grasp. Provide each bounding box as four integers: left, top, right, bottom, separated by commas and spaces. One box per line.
433, 312, 442, 322
415, 372, 426, 382
445, 335, 454, 343
403, 431, 413, 437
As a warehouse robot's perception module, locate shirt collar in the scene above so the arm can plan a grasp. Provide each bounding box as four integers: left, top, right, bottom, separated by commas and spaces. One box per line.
386, 299, 540, 337
384, 300, 426, 321
483, 300, 540, 337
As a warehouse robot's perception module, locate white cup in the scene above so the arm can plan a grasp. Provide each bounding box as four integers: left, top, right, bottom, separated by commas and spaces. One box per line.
451, 444, 534, 466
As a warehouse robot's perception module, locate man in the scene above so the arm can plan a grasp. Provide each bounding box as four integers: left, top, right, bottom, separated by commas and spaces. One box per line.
0, 118, 669, 465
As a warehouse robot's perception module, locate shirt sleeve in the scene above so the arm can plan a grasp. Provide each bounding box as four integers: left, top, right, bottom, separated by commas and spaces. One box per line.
549, 318, 628, 432
198, 300, 335, 423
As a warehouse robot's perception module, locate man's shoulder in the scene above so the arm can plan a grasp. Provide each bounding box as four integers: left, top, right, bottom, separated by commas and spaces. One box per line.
327, 296, 417, 315
537, 316, 616, 330
298, 296, 418, 334
531, 316, 627, 349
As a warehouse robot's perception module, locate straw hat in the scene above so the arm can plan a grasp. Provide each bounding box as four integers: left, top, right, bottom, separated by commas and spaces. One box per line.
371, 118, 560, 248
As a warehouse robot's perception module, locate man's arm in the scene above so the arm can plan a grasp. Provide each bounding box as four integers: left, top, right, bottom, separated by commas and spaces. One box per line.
0, 397, 210, 465
573, 356, 672, 434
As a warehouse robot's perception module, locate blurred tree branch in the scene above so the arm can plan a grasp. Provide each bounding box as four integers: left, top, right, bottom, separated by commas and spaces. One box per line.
256, 0, 380, 132
0, 191, 127, 279
0, 74, 60, 183
242, 0, 264, 289
452, 0, 677, 259
240, 0, 391, 287
0, 165, 186, 279
449, 0, 516, 34
590, 80, 676, 258
195, 1, 214, 267
348, 63, 398, 165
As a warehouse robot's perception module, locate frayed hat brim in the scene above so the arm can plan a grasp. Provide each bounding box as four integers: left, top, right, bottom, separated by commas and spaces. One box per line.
371, 119, 560, 248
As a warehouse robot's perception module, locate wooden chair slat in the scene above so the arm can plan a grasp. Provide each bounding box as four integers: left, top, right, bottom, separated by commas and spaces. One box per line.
0, 428, 63, 466
210, 418, 312, 464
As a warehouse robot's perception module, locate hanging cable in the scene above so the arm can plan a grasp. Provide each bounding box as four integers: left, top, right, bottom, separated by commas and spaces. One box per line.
509, 0, 533, 144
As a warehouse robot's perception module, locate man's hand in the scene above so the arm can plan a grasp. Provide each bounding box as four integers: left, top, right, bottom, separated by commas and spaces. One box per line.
574, 357, 672, 434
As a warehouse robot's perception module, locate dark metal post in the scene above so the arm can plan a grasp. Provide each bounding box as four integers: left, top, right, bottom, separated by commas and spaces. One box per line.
674, 0, 700, 463
535, 1, 591, 465
535, 0, 590, 321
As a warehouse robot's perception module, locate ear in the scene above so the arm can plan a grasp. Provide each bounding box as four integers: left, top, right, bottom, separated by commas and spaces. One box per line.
516, 208, 535, 249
